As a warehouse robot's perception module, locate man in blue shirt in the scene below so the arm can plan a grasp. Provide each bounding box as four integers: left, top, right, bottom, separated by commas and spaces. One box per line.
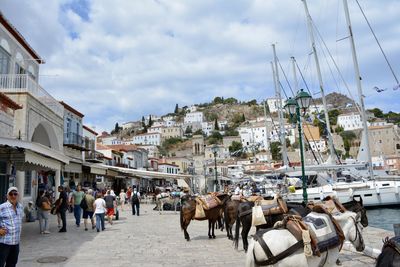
0, 186, 23, 267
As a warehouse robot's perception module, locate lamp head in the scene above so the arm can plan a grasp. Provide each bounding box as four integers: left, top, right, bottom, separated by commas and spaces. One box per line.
284, 97, 297, 115
295, 89, 312, 111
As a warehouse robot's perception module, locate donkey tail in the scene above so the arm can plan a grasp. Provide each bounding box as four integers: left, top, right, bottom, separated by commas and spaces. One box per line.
234, 212, 241, 250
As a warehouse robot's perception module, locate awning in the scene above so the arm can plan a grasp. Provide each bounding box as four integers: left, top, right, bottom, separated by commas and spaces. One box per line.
64, 162, 82, 173
82, 163, 107, 175
0, 137, 69, 164
101, 164, 192, 180
106, 169, 118, 177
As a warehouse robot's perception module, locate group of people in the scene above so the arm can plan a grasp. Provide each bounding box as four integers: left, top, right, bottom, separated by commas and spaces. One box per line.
0, 184, 143, 266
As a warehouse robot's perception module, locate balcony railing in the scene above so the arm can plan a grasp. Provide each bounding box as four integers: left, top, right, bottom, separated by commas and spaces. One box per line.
64, 132, 84, 148
0, 74, 64, 118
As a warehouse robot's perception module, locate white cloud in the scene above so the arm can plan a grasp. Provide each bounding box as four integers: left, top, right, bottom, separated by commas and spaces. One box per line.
0, 0, 399, 132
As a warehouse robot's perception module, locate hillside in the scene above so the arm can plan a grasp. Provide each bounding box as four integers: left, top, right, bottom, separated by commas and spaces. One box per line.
314, 92, 355, 109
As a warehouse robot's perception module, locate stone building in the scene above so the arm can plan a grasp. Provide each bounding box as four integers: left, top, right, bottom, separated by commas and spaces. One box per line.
0, 12, 69, 203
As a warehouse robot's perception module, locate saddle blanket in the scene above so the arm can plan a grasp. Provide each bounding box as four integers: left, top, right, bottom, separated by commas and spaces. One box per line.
198, 195, 221, 210
303, 212, 340, 253
157, 192, 170, 199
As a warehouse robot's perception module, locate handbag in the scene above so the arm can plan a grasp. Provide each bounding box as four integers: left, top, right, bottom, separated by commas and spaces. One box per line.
252, 205, 266, 226
41, 201, 51, 211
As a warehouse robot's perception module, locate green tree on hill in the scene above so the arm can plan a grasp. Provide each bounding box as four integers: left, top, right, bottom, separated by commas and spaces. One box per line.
214, 118, 219, 130
270, 141, 282, 161
174, 103, 179, 113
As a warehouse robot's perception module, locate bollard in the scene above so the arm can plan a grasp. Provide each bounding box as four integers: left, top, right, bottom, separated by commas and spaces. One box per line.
394, 223, 400, 236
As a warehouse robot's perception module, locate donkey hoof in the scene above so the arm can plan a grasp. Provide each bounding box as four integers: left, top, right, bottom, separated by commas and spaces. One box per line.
212, 235, 216, 239
336, 259, 342, 266
208, 235, 212, 239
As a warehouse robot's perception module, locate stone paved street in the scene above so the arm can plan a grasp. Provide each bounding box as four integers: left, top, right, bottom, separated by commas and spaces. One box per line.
17, 204, 392, 267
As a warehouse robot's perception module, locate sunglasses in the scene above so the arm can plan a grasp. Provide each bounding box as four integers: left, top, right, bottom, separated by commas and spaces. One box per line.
9, 192, 19, 196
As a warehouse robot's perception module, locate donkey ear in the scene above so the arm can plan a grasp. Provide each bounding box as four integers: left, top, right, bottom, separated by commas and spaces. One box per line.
358, 196, 363, 206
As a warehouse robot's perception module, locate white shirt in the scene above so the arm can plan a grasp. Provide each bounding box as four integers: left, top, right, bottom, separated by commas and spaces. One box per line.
119, 192, 126, 201
94, 198, 106, 214
234, 187, 240, 195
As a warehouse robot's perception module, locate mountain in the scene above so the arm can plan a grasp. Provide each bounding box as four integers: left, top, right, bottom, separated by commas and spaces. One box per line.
314, 92, 355, 109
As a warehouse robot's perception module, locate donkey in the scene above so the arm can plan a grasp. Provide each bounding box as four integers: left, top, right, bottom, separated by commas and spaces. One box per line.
245, 211, 365, 267
180, 194, 230, 241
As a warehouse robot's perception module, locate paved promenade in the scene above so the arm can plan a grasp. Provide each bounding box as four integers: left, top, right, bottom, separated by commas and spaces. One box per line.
17, 204, 392, 267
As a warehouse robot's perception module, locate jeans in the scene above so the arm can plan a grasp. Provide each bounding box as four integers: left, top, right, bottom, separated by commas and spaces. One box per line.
132, 202, 140, 216
37, 209, 49, 232
0, 243, 19, 267
73, 205, 82, 226
95, 213, 105, 231
59, 208, 67, 231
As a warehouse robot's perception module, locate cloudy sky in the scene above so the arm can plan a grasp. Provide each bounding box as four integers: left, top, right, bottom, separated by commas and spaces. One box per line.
1, 0, 399, 131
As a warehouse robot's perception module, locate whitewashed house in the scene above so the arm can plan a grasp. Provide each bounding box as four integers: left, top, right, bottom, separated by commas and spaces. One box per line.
132, 133, 161, 146
337, 113, 363, 131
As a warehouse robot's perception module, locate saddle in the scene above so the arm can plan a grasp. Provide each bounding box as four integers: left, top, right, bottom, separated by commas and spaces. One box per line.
196, 194, 222, 210
255, 195, 288, 216
307, 196, 346, 215
280, 205, 345, 256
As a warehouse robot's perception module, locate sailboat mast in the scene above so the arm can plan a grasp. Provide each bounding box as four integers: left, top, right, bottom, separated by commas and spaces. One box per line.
271, 49, 288, 167
291, 56, 307, 164
301, 0, 336, 163
342, 0, 374, 179
263, 100, 271, 160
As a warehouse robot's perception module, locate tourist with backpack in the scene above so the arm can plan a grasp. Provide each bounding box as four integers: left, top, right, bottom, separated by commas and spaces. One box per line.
36, 190, 51, 234
81, 189, 95, 231
131, 188, 140, 216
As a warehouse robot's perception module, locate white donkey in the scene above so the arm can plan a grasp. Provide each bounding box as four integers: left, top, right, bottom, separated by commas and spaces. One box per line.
245, 211, 365, 267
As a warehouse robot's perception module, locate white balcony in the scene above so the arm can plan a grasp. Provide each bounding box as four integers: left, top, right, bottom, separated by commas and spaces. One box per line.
0, 74, 63, 118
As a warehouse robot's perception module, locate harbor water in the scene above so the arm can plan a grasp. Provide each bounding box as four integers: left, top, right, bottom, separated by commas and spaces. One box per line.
367, 207, 400, 232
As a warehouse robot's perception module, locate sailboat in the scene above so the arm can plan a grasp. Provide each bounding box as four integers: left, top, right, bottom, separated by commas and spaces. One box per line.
283, 0, 400, 206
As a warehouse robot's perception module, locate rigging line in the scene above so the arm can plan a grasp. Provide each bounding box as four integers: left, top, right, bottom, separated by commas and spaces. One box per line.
355, 0, 399, 85
278, 81, 289, 99
277, 57, 296, 96
295, 60, 340, 163
311, 19, 362, 116
303, 123, 322, 164
266, 104, 291, 166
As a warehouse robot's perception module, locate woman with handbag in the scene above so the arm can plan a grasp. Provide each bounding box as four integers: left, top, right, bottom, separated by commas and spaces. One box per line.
36, 190, 51, 234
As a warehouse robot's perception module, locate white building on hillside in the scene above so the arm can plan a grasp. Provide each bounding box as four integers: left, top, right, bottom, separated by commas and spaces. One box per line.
337, 113, 363, 131
101, 136, 123, 145
184, 111, 203, 124
148, 126, 163, 134
266, 98, 285, 113
308, 139, 327, 153
121, 121, 141, 130
131, 133, 161, 146
202, 122, 214, 136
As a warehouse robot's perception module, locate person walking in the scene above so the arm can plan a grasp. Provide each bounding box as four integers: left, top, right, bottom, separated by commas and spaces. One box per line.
56, 186, 68, 233
0, 187, 23, 267
131, 188, 140, 216
71, 185, 84, 227
36, 190, 51, 234
82, 189, 95, 231
119, 189, 126, 211
103, 191, 116, 225
93, 193, 106, 232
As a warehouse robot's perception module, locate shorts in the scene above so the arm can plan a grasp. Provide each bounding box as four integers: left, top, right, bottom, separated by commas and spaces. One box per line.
106, 208, 114, 216
83, 210, 94, 219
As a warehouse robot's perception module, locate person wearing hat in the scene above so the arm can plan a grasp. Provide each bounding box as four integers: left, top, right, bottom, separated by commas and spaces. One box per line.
23, 201, 35, 223
0, 187, 24, 267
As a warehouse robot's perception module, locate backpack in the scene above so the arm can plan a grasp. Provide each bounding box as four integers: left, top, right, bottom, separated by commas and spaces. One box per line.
131, 192, 139, 203
80, 195, 88, 210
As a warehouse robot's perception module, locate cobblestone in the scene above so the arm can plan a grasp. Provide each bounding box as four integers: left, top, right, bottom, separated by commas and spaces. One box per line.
17, 204, 392, 266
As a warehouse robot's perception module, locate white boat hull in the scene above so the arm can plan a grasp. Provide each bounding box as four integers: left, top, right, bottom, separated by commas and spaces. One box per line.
285, 181, 400, 207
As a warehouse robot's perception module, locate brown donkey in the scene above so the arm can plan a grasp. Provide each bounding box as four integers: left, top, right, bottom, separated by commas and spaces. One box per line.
180, 194, 230, 241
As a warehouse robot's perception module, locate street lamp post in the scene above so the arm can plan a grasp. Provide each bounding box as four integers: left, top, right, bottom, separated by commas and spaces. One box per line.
284, 89, 312, 203
211, 145, 219, 192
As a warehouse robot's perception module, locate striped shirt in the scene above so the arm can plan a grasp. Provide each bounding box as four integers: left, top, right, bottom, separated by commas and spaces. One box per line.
0, 201, 23, 245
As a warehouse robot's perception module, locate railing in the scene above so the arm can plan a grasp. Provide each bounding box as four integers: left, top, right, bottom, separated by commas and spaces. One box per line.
64, 132, 84, 147
0, 74, 64, 118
